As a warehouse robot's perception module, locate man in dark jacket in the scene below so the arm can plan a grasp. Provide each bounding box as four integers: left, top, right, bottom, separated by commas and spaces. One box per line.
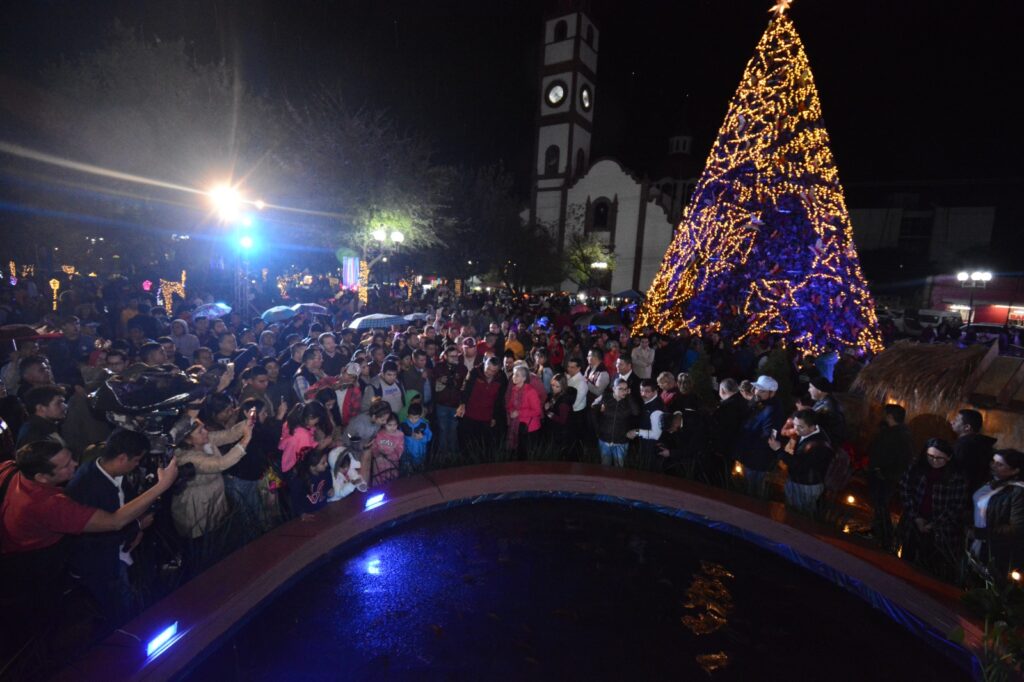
456, 357, 507, 458
733, 375, 785, 498
592, 378, 638, 467
65, 428, 150, 626
627, 379, 666, 471
951, 409, 997, 491
808, 376, 847, 444
770, 409, 834, 515
867, 404, 914, 548
433, 345, 468, 456
712, 378, 748, 460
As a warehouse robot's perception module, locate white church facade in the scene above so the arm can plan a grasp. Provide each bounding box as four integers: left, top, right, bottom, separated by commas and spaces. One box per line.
527, 9, 694, 293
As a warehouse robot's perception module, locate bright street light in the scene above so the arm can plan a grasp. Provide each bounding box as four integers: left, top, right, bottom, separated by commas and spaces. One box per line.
238, 235, 254, 250
390, 230, 405, 244
956, 271, 969, 282
209, 184, 243, 221
591, 261, 608, 270
372, 229, 387, 242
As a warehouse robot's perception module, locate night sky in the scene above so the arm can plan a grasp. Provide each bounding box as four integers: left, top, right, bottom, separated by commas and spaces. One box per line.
1, 0, 1020, 192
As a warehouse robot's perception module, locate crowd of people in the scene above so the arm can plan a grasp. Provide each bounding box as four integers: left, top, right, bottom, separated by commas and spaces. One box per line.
1, 275, 1023, 672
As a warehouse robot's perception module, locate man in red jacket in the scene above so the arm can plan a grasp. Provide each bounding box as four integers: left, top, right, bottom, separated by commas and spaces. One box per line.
456, 357, 507, 459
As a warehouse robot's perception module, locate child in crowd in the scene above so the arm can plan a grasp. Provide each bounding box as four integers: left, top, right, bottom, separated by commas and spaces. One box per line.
279, 402, 333, 473
288, 447, 333, 518
369, 413, 405, 486
327, 444, 367, 501
400, 402, 432, 472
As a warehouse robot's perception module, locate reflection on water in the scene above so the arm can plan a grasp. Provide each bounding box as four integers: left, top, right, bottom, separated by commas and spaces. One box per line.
682, 560, 734, 672
186, 498, 970, 681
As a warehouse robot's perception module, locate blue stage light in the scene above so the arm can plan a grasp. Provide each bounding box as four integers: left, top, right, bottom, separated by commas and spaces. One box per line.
364, 493, 386, 511
146, 622, 179, 658
366, 558, 381, 575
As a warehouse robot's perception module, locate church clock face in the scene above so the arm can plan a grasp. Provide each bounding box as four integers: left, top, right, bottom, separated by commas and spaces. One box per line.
545, 81, 567, 107
579, 85, 593, 111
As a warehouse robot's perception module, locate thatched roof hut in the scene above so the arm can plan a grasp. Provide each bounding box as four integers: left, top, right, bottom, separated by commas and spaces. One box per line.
849, 341, 1024, 451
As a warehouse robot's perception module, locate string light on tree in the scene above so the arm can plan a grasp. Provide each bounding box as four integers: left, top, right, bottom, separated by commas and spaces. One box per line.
158, 279, 186, 315
49, 278, 60, 311
635, 2, 883, 355
358, 260, 370, 305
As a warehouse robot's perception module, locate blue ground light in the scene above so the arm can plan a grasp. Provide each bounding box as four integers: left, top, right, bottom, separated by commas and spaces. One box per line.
186, 498, 969, 681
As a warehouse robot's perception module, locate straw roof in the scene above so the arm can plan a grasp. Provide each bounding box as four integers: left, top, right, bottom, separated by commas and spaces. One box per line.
851, 341, 990, 415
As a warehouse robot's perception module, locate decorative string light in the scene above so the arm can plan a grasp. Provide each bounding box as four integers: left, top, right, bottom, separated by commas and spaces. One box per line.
8, 261, 15, 279
49, 278, 60, 311
158, 279, 186, 315
358, 260, 370, 305
635, 9, 883, 355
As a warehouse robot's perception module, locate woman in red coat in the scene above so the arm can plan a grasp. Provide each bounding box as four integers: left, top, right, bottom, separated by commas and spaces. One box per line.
506, 365, 543, 461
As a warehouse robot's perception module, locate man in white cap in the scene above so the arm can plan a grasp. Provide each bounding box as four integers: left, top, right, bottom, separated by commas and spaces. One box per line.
733, 375, 785, 498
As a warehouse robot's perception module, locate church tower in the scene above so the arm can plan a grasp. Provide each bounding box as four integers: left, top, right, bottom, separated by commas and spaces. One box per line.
529, 9, 599, 252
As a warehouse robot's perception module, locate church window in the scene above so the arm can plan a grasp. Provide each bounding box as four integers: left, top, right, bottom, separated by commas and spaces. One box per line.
588, 197, 615, 233
575, 149, 586, 177
545, 145, 561, 175
554, 20, 568, 41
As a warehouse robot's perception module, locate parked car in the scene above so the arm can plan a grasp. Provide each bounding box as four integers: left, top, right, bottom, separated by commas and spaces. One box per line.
877, 307, 906, 333
903, 309, 962, 337
959, 323, 1008, 345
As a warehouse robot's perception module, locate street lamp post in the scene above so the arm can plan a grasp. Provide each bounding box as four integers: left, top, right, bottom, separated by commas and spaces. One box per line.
957, 270, 992, 324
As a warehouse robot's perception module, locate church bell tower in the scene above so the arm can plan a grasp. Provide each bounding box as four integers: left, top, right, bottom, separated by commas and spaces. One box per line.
529, 9, 599, 252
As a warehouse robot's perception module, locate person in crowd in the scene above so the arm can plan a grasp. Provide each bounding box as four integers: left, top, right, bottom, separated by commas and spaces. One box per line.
288, 447, 332, 518
170, 415, 252, 574
262, 357, 289, 408
213, 331, 238, 364
158, 336, 190, 371
104, 349, 129, 376
362, 360, 405, 415
16, 385, 68, 449
733, 375, 785, 498
627, 379, 666, 470
613, 355, 642, 404
546, 333, 565, 372
631, 335, 655, 380
506, 365, 543, 460
738, 379, 755, 405
433, 344, 467, 456
951, 408, 997, 492
897, 438, 969, 577
65, 428, 151, 626
193, 347, 215, 371
293, 347, 324, 403
808, 376, 847, 444
593, 378, 638, 467
584, 348, 610, 406
656, 371, 681, 412
674, 372, 701, 412
544, 373, 577, 460
279, 342, 305, 384
48, 315, 93, 386
227, 399, 282, 540
505, 330, 525, 360
399, 349, 432, 414
332, 362, 363, 429
456, 356, 507, 458
970, 449, 1024, 582
318, 332, 345, 377
769, 409, 834, 515
866, 404, 914, 549
240, 364, 276, 416
280, 402, 335, 474
170, 319, 200, 361
532, 347, 554, 395
368, 413, 404, 487
711, 378, 748, 462
400, 402, 432, 472
327, 444, 367, 501
258, 330, 277, 359
16, 355, 55, 400
0, 441, 178, 649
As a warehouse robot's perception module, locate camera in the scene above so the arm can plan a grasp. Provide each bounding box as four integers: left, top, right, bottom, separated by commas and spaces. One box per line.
90, 366, 210, 491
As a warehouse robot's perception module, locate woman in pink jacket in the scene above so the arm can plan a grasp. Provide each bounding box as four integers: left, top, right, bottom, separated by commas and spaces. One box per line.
507, 365, 543, 460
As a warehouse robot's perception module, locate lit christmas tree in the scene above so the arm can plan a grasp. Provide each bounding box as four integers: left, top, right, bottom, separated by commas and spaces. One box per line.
635, 1, 883, 355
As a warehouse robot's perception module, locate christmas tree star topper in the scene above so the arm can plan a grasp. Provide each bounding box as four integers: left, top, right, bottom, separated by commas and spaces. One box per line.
769, 0, 793, 16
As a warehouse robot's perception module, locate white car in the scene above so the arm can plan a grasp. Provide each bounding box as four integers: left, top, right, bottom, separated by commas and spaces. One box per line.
903, 309, 962, 337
